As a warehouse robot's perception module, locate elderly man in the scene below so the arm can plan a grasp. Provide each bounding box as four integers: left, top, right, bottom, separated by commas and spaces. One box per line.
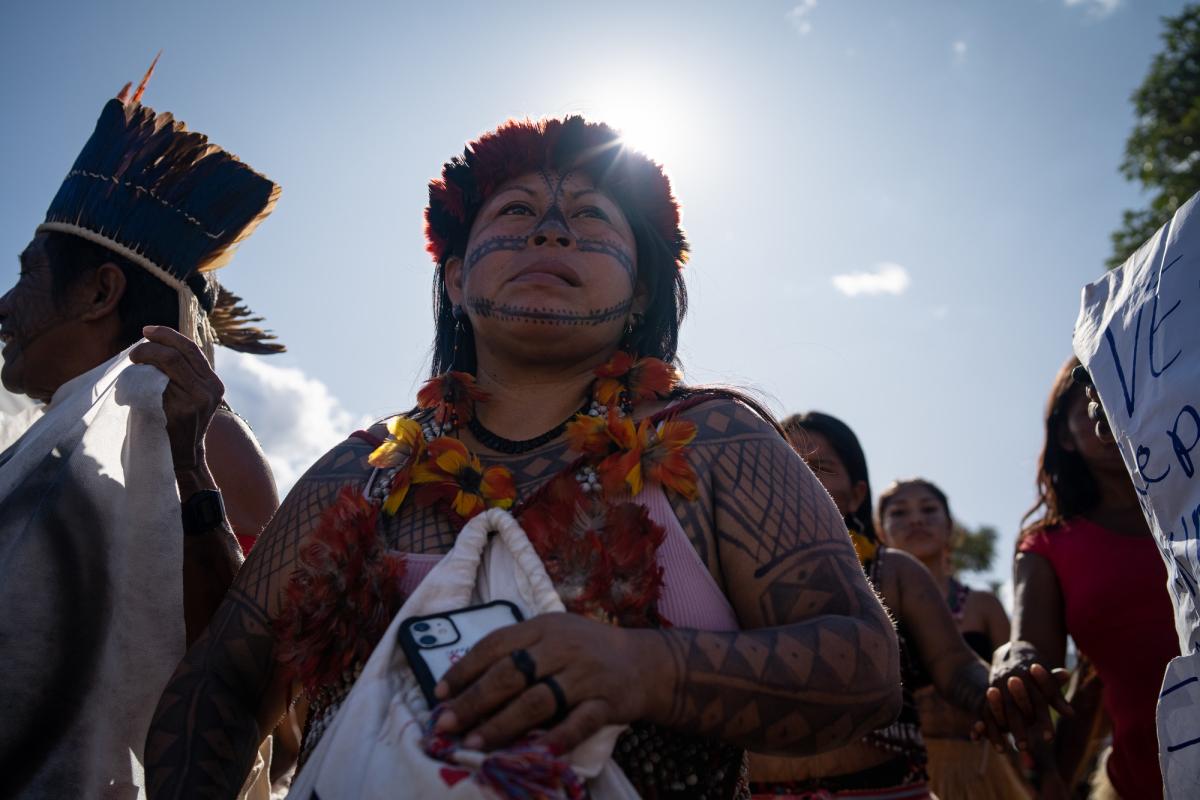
0, 73, 282, 798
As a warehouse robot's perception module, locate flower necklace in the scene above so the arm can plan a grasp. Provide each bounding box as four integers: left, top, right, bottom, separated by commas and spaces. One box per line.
275, 350, 699, 696
364, 351, 696, 524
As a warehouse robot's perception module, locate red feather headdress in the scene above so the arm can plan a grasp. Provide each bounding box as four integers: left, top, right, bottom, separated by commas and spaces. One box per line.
424, 117, 688, 271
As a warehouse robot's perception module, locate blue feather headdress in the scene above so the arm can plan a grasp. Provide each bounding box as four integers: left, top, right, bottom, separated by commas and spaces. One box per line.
36, 66, 281, 357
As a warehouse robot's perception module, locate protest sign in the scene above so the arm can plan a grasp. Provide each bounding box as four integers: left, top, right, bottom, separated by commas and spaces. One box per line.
1074, 193, 1200, 797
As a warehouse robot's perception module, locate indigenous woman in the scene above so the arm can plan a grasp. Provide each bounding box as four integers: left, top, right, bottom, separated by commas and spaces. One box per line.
877, 478, 1027, 799
750, 412, 1019, 799
146, 118, 906, 799
988, 358, 1179, 800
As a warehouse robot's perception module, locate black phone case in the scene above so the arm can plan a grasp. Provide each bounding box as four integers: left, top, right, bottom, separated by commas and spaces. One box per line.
398, 599, 524, 708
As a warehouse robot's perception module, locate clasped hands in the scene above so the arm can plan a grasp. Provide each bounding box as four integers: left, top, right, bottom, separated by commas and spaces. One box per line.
975, 641, 1073, 753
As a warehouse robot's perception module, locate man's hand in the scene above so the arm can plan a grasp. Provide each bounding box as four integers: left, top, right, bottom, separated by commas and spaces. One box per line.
130, 325, 224, 492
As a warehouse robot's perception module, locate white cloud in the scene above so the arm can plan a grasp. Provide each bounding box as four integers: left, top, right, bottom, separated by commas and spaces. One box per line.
787, 0, 817, 35
831, 262, 912, 297
1064, 0, 1120, 19
952, 40, 968, 60
219, 351, 372, 495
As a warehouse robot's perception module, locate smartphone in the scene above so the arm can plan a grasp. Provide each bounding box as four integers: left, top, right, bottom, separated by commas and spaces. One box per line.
398, 600, 525, 707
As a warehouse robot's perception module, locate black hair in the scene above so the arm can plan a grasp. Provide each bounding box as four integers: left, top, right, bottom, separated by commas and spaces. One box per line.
43, 231, 212, 349
877, 478, 952, 534
1019, 356, 1100, 546
781, 411, 877, 540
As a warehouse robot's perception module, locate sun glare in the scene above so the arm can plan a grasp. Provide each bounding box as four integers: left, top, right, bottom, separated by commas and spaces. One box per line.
578, 83, 696, 174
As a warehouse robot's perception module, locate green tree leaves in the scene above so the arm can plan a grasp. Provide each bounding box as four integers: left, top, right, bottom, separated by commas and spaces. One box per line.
1110, 5, 1200, 268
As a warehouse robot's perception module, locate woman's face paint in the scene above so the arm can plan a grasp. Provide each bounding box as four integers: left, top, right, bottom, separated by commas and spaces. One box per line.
880, 485, 953, 560
455, 170, 639, 330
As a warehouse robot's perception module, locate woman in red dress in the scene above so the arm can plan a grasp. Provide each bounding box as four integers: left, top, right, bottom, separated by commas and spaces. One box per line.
990, 357, 1179, 799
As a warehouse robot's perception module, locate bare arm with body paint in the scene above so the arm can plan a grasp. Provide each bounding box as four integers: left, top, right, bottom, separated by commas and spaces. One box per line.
144, 432, 377, 797
434, 400, 903, 757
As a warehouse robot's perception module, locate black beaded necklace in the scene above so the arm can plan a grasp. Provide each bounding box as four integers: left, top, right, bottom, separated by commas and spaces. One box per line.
467, 396, 593, 454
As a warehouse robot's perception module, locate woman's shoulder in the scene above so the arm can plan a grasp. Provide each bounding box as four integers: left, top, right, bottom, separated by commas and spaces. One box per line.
206, 410, 274, 492
878, 544, 928, 575
874, 545, 933, 608
207, 407, 268, 459
964, 586, 1006, 619
1017, 517, 1090, 555
281, 415, 413, 495
664, 388, 784, 446
359, 407, 430, 441
206, 411, 280, 543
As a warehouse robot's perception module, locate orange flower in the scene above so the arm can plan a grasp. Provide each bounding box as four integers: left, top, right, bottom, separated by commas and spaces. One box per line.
644, 419, 699, 500
594, 414, 698, 499
565, 413, 610, 456
412, 436, 516, 520
593, 353, 679, 408
368, 417, 425, 514
416, 371, 490, 428
595, 413, 651, 496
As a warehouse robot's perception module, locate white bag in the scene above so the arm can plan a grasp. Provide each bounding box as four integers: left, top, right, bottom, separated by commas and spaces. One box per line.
287, 507, 639, 799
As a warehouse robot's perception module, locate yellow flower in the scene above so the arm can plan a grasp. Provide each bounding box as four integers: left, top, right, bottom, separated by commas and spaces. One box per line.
849, 530, 878, 565
412, 437, 516, 520
368, 417, 423, 469
368, 417, 424, 515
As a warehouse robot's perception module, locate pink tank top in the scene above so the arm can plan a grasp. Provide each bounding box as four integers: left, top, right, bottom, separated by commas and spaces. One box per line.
396, 483, 739, 631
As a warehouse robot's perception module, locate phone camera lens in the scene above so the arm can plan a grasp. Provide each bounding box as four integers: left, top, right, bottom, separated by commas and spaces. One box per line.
413, 622, 430, 632
419, 635, 437, 646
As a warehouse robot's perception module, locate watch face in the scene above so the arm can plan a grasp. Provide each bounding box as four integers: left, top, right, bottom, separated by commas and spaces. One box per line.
183, 490, 225, 535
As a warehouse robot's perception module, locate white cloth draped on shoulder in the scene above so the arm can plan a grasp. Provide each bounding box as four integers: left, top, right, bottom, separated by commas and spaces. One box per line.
0, 348, 184, 799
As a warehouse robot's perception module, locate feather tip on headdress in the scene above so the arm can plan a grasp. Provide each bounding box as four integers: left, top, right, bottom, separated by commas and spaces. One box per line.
37, 59, 281, 356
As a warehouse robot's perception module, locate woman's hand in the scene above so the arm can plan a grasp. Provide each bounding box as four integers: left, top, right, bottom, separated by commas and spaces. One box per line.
129, 325, 224, 485
433, 612, 663, 754
976, 641, 1073, 751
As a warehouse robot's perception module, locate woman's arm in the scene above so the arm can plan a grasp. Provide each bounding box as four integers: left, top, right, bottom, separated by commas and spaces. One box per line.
1003, 551, 1067, 668
651, 401, 902, 755
985, 551, 1073, 752
887, 549, 990, 716
205, 409, 280, 544
436, 400, 901, 757
145, 435, 376, 799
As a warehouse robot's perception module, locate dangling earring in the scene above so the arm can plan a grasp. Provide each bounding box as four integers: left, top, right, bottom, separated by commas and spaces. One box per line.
451, 304, 467, 373
622, 312, 644, 356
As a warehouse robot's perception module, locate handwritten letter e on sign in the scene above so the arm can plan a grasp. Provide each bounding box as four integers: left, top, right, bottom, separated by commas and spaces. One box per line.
1073, 192, 1200, 798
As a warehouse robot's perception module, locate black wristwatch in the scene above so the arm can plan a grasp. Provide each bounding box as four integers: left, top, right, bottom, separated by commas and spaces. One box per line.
181, 489, 226, 536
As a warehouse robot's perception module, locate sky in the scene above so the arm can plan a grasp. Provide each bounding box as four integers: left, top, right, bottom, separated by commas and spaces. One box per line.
0, 0, 1190, 590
